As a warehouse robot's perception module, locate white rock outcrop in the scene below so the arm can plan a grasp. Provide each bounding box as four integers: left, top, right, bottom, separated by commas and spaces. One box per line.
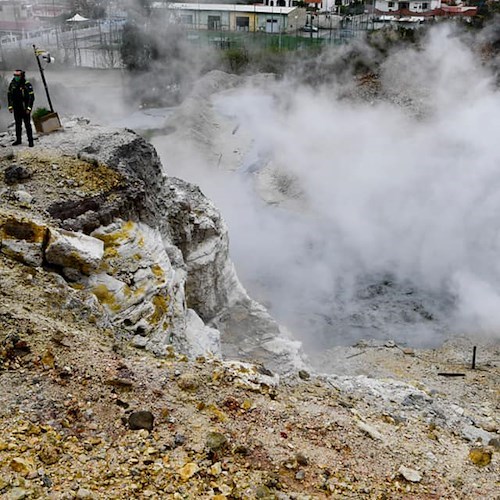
45, 228, 104, 276
0, 120, 303, 372
0, 213, 47, 267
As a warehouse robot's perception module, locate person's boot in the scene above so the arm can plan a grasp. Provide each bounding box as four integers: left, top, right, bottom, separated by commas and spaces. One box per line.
12, 140, 21, 146
28, 141, 34, 147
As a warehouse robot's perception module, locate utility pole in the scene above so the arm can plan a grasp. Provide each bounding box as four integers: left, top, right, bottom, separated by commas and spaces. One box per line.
33, 45, 54, 113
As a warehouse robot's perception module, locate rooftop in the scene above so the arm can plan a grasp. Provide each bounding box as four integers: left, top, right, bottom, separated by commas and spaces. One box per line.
152, 2, 297, 14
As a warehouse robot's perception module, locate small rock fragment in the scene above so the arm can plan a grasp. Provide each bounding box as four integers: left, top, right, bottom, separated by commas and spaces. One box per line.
296, 452, 309, 466
295, 470, 305, 480
75, 488, 94, 499
38, 445, 61, 465
5, 164, 31, 185
128, 411, 154, 431
8, 487, 28, 500
357, 421, 384, 441
177, 373, 200, 391
298, 370, 310, 380
131, 335, 148, 349
206, 432, 228, 453
255, 485, 272, 498
9, 457, 30, 475
13, 190, 33, 207
178, 462, 199, 481
469, 447, 492, 467
398, 465, 422, 483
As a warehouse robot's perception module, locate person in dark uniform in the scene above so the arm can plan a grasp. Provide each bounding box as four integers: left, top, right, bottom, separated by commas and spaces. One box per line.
7, 69, 35, 147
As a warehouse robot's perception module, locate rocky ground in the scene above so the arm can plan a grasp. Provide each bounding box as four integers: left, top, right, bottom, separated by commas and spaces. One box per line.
0, 122, 498, 499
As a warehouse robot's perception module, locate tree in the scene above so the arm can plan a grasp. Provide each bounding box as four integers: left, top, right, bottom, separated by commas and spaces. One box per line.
70, 0, 105, 19
120, 22, 155, 71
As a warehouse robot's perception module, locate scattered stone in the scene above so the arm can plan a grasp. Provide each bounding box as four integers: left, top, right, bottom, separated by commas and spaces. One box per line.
4, 164, 31, 185
38, 445, 61, 465
8, 487, 28, 500
298, 370, 310, 380
295, 470, 305, 480
357, 421, 384, 441
178, 462, 199, 481
174, 433, 186, 446
13, 190, 33, 207
131, 335, 148, 349
128, 411, 154, 431
489, 438, 500, 451
233, 444, 250, 455
398, 465, 422, 483
0, 216, 47, 267
469, 447, 492, 467
9, 457, 30, 475
206, 432, 228, 453
296, 452, 309, 466
107, 377, 133, 388
255, 485, 273, 498
75, 488, 94, 499
177, 373, 200, 392
209, 462, 222, 476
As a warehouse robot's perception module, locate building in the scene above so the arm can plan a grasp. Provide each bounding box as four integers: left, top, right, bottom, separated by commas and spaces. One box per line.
374, 0, 477, 18
375, 0, 441, 14
153, 3, 306, 33
31, 2, 70, 21
0, 0, 42, 41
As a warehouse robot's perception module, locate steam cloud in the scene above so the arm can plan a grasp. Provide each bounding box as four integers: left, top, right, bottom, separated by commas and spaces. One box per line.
24, 20, 498, 357
152, 25, 500, 355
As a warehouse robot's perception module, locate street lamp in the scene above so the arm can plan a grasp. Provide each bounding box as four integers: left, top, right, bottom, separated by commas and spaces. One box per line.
33, 45, 55, 113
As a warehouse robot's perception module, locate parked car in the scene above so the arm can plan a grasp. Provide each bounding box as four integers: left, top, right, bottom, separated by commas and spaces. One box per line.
301, 25, 318, 32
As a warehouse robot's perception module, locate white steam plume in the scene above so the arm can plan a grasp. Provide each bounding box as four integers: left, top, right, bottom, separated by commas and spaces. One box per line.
154, 25, 500, 353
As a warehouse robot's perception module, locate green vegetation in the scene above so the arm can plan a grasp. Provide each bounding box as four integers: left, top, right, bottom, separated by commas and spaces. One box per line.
32, 107, 51, 120
223, 47, 250, 74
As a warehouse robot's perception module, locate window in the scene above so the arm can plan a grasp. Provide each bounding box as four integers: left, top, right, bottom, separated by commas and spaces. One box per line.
236, 16, 250, 31
208, 15, 221, 30
422, 2, 428, 8
388, 1, 394, 6
181, 14, 193, 25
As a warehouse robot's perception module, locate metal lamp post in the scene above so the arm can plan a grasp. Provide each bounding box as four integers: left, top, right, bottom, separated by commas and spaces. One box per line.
33, 45, 54, 113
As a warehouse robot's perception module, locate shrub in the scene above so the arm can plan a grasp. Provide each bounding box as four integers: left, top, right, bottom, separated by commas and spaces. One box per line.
32, 107, 51, 120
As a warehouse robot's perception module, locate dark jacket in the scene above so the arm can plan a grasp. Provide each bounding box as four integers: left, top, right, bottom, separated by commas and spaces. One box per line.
8, 78, 35, 112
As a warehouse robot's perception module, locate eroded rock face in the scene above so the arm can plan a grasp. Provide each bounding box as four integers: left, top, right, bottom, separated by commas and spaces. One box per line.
85, 219, 186, 355
0, 120, 302, 371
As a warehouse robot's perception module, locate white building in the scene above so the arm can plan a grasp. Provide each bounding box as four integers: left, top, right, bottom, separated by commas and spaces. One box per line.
152, 3, 306, 33
375, 0, 441, 13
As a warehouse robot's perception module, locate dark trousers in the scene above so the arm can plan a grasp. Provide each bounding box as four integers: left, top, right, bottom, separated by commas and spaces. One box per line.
13, 107, 33, 144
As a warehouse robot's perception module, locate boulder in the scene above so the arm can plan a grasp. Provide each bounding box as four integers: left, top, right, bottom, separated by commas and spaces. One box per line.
45, 228, 104, 275
0, 215, 47, 267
